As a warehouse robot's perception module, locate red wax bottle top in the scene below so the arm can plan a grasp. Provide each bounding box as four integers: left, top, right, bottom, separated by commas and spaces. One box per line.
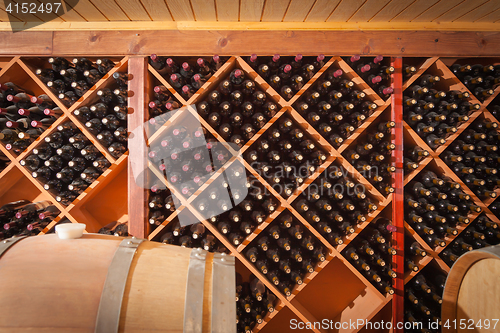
30, 96, 42, 104
374, 55, 383, 63
183, 141, 190, 149
18, 109, 29, 116
272, 54, 280, 62
206, 165, 213, 172
193, 74, 201, 82
166, 58, 174, 66
193, 176, 201, 183
171, 152, 178, 160
161, 140, 170, 147
197, 58, 205, 66
295, 54, 303, 62
182, 85, 190, 93
165, 102, 174, 110
149, 118, 156, 125
317, 54, 325, 61
159, 164, 166, 171
150, 54, 158, 61
234, 69, 243, 78
361, 65, 371, 73
182, 164, 190, 172
170, 74, 179, 81
153, 86, 162, 93
148, 151, 156, 158
194, 153, 201, 160
31, 120, 43, 128
149, 101, 157, 109
213, 55, 220, 63
284, 65, 292, 73
372, 76, 382, 84
250, 54, 257, 62
170, 175, 177, 183
182, 62, 190, 70
333, 69, 343, 78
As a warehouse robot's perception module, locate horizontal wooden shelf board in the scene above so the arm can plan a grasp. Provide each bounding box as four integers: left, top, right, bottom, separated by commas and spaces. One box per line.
2, 31, 500, 56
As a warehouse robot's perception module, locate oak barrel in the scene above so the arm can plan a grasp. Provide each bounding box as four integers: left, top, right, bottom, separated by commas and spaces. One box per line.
0, 234, 236, 333
442, 245, 500, 333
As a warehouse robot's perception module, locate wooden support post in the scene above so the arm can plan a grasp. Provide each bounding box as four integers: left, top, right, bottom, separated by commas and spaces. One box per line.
391, 57, 404, 331
128, 56, 149, 238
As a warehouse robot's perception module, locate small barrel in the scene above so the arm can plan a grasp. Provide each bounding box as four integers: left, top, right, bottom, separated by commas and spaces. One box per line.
442, 246, 500, 333
0, 234, 236, 333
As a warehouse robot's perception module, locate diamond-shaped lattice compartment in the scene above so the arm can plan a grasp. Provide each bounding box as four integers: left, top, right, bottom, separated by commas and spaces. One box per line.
24, 56, 121, 108
194, 59, 280, 148
71, 69, 128, 159
292, 59, 380, 149
439, 113, 500, 203
403, 61, 481, 153
244, 113, 329, 197
341, 110, 395, 197
443, 57, 500, 102
248, 54, 327, 101
243, 207, 328, 298
147, 109, 232, 201
1, 62, 62, 157
19, 119, 110, 207
191, 170, 283, 249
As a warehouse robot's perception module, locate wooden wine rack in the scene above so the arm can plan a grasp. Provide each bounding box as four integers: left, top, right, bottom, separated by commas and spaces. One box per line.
1, 53, 500, 333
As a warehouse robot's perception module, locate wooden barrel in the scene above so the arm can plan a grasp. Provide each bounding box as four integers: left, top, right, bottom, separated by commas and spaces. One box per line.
442, 246, 500, 333
0, 234, 235, 333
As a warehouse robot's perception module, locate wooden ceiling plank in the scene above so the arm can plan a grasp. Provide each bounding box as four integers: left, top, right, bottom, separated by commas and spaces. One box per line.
411, 0, 464, 22
59, 0, 87, 22
139, 0, 173, 21
261, 0, 291, 22
88, 0, 129, 20
434, 0, 489, 22
305, 0, 340, 21
476, 7, 500, 22
456, 0, 500, 22
71, 0, 108, 21
0, 8, 21, 22
6, 0, 43, 22
191, 0, 217, 21
33, 0, 65, 22
215, 0, 239, 21
115, 0, 152, 20
369, 0, 414, 21
348, 0, 391, 22
166, 0, 195, 20
283, 0, 315, 22
390, 0, 439, 22
327, 0, 366, 22
240, 0, 265, 21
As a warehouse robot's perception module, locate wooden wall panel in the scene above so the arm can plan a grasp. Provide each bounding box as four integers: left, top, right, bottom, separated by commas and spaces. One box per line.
327, 0, 365, 22
191, 0, 217, 21
457, 1, 500, 22
283, 0, 316, 22
215, 0, 239, 21
348, 0, 391, 22
390, 0, 439, 22
70, 0, 107, 21
239, 0, 265, 21
139, 0, 173, 21
436, 0, 490, 22
369, 0, 414, 22
304, 0, 340, 22
166, 0, 195, 20
261, 0, 291, 22
115, 0, 152, 21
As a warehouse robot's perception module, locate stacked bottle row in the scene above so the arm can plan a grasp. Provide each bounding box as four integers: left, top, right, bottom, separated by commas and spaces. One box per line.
147, 180, 175, 230
246, 54, 324, 100
343, 55, 395, 99
196, 67, 277, 147
20, 121, 110, 206
448, 62, 499, 102
244, 211, 327, 297
0, 200, 61, 239
405, 170, 480, 250
343, 118, 396, 196
343, 217, 397, 295
405, 268, 445, 333
0, 150, 9, 172
71, 72, 129, 159
196, 175, 280, 247
36, 57, 116, 107
0, 81, 60, 155
149, 55, 228, 99
440, 118, 500, 201
244, 117, 328, 197
148, 83, 181, 123
292, 65, 380, 149
158, 218, 229, 254
404, 71, 480, 151
236, 273, 277, 333
298, 164, 380, 247
439, 214, 500, 266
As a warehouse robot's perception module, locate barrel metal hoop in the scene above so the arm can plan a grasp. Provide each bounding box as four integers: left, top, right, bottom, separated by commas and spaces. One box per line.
184, 248, 208, 333
0, 236, 27, 258
95, 237, 145, 333
211, 253, 236, 333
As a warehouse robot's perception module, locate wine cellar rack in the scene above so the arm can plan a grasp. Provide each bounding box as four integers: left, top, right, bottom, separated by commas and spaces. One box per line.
1, 52, 500, 333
